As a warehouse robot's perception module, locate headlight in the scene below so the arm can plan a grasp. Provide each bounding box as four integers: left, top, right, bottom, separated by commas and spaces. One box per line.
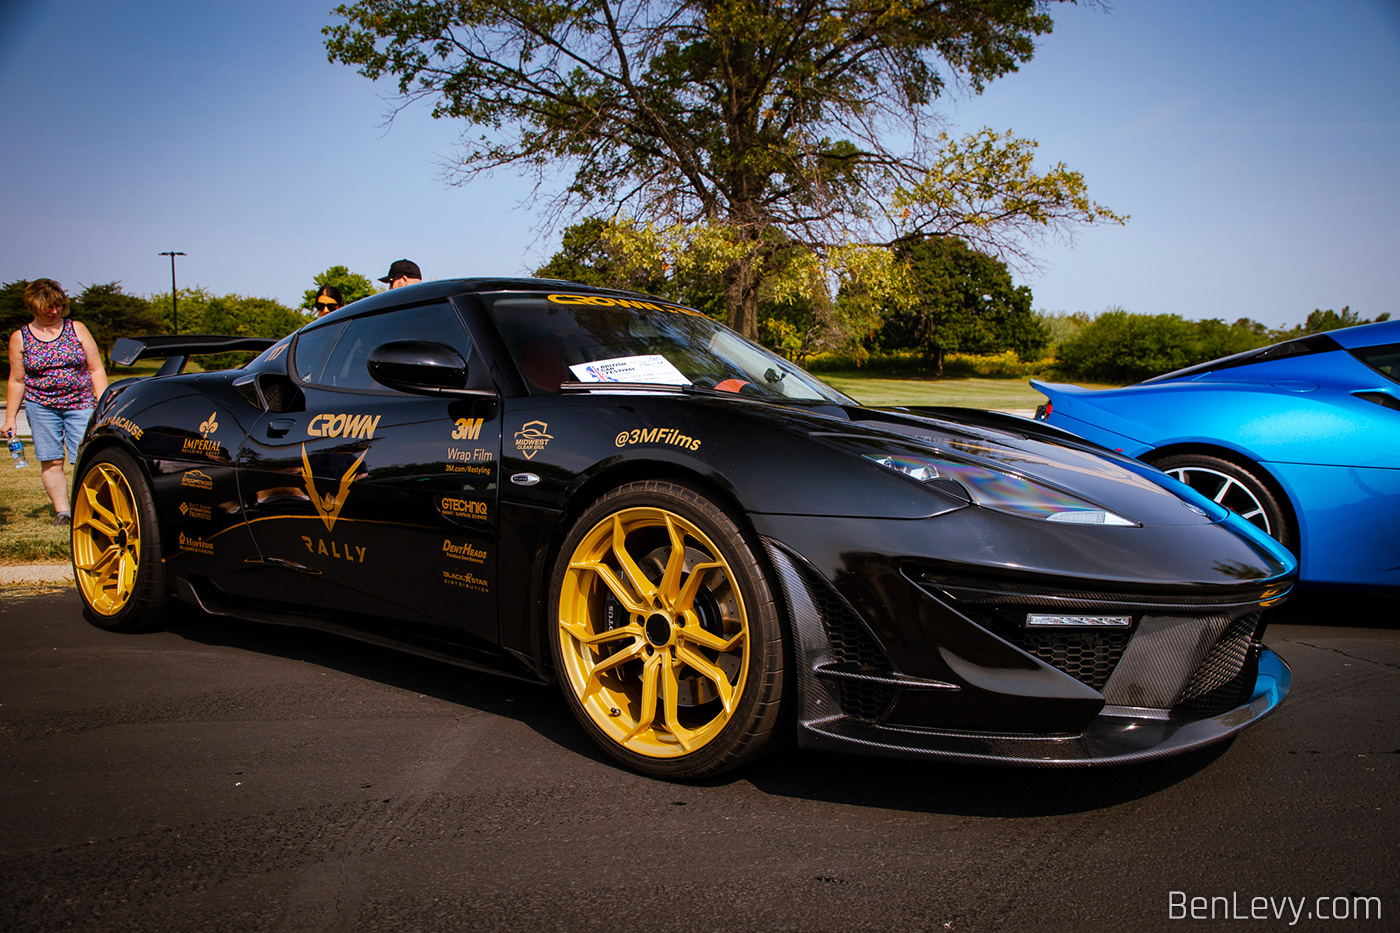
863, 450, 1138, 526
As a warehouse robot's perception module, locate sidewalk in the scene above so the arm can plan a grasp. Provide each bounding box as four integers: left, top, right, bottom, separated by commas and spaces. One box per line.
1, 562, 73, 587
0, 402, 33, 438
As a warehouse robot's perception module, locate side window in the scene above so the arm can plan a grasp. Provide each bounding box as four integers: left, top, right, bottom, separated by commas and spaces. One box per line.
315, 301, 475, 391
292, 322, 346, 383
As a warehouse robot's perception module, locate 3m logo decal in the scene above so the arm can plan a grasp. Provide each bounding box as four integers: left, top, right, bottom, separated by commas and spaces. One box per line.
300, 444, 367, 532
452, 418, 483, 440
308, 412, 381, 439
513, 421, 552, 460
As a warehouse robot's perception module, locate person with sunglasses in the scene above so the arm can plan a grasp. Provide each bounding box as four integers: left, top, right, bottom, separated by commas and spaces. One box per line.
314, 284, 345, 317
3, 278, 108, 525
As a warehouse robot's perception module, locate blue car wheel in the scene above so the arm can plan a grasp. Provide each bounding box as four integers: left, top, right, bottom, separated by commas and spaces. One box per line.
1148, 453, 1294, 549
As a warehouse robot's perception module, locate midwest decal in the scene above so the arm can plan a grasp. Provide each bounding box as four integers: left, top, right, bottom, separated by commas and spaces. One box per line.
452, 417, 483, 440
308, 412, 381, 440
300, 445, 367, 532
614, 426, 702, 451
513, 421, 552, 460
180, 469, 213, 490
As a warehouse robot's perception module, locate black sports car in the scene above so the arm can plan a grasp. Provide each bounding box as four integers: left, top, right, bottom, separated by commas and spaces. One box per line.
73, 278, 1295, 778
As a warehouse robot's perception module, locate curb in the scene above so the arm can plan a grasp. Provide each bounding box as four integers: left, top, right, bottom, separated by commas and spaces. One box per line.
1, 563, 74, 587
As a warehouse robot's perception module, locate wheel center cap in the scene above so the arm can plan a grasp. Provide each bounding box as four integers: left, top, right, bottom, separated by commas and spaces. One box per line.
645, 613, 673, 647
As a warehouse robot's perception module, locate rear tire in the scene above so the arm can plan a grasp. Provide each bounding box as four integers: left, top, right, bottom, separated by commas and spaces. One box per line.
548, 480, 787, 779
1149, 453, 1293, 549
71, 448, 170, 632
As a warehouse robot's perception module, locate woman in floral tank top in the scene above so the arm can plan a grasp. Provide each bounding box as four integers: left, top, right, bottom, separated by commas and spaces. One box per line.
4, 278, 109, 524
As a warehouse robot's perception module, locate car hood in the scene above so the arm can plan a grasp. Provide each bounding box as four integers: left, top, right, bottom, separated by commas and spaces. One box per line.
817, 404, 1227, 528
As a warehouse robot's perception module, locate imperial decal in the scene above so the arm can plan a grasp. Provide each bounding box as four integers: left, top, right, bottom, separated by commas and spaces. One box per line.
514, 421, 552, 460
180, 412, 223, 456
300, 445, 367, 532
308, 412, 381, 440
452, 418, 484, 440
180, 469, 213, 490
614, 427, 702, 451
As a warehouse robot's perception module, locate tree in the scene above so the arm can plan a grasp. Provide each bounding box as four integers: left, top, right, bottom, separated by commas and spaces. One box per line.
325, 0, 1124, 338
69, 283, 164, 368
300, 265, 380, 311
875, 235, 1046, 375
1279, 306, 1391, 339
1056, 309, 1201, 383
147, 288, 306, 371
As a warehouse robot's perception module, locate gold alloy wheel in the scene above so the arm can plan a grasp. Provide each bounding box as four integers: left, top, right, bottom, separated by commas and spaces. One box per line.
72, 462, 143, 615
557, 506, 750, 758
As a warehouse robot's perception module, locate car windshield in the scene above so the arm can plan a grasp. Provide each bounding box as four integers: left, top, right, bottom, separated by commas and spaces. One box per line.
486, 292, 852, 404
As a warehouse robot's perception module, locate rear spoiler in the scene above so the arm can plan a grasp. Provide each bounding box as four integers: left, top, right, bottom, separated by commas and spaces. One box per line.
111, 334, 279, 375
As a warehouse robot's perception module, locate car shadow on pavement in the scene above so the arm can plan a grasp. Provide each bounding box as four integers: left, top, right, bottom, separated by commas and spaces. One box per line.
168, 606, 605, 763
169, 605, 1234, 816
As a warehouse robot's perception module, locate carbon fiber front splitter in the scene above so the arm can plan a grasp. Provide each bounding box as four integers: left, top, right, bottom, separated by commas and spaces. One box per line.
796, 648, 1291, 767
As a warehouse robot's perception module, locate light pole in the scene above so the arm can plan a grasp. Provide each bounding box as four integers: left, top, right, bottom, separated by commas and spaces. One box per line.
159, 251, 186, 333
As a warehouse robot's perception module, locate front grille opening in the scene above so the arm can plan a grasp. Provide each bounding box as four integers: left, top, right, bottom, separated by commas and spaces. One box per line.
794, 562, 897, 721
1175, 612, 1261, 716
1005, 629, 1131, 691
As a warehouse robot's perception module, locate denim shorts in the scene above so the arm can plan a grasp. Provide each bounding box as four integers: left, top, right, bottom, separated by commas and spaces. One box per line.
26, 402, 94, 463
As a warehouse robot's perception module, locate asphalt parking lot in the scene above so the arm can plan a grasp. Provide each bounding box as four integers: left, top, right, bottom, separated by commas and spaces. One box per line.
1, 587, 1396, 932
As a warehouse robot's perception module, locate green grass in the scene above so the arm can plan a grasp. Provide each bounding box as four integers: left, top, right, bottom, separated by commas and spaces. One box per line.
0, 440, 72, 562
820, 373, 1049, 410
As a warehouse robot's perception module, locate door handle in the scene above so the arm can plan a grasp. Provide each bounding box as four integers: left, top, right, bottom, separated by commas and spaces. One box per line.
267, 418, 296, 438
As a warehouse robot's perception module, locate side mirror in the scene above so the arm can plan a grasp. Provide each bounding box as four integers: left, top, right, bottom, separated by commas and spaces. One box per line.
368, 340, 469, 394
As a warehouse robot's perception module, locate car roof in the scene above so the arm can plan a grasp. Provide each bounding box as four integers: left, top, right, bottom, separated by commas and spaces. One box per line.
331, 277, 679, 317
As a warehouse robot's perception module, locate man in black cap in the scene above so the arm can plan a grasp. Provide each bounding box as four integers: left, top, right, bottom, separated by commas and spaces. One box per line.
380, 259, 422, 289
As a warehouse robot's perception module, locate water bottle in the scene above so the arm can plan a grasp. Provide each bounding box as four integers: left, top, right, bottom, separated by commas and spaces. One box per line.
8, 433, 26, 469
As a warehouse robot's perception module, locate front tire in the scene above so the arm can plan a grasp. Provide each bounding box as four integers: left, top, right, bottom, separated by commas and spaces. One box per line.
548, 480, 787, 779
1150, 453, 1293, 548
71, 448, 169, 631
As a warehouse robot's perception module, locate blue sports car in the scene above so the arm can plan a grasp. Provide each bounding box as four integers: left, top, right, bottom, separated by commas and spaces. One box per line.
1033, 320, 1400, 591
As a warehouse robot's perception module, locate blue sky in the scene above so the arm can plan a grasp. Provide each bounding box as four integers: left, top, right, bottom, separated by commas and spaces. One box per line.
1, 1, 1396, 327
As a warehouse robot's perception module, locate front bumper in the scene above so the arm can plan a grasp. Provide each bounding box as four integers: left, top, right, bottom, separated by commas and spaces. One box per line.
797, 648, 1290, 767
